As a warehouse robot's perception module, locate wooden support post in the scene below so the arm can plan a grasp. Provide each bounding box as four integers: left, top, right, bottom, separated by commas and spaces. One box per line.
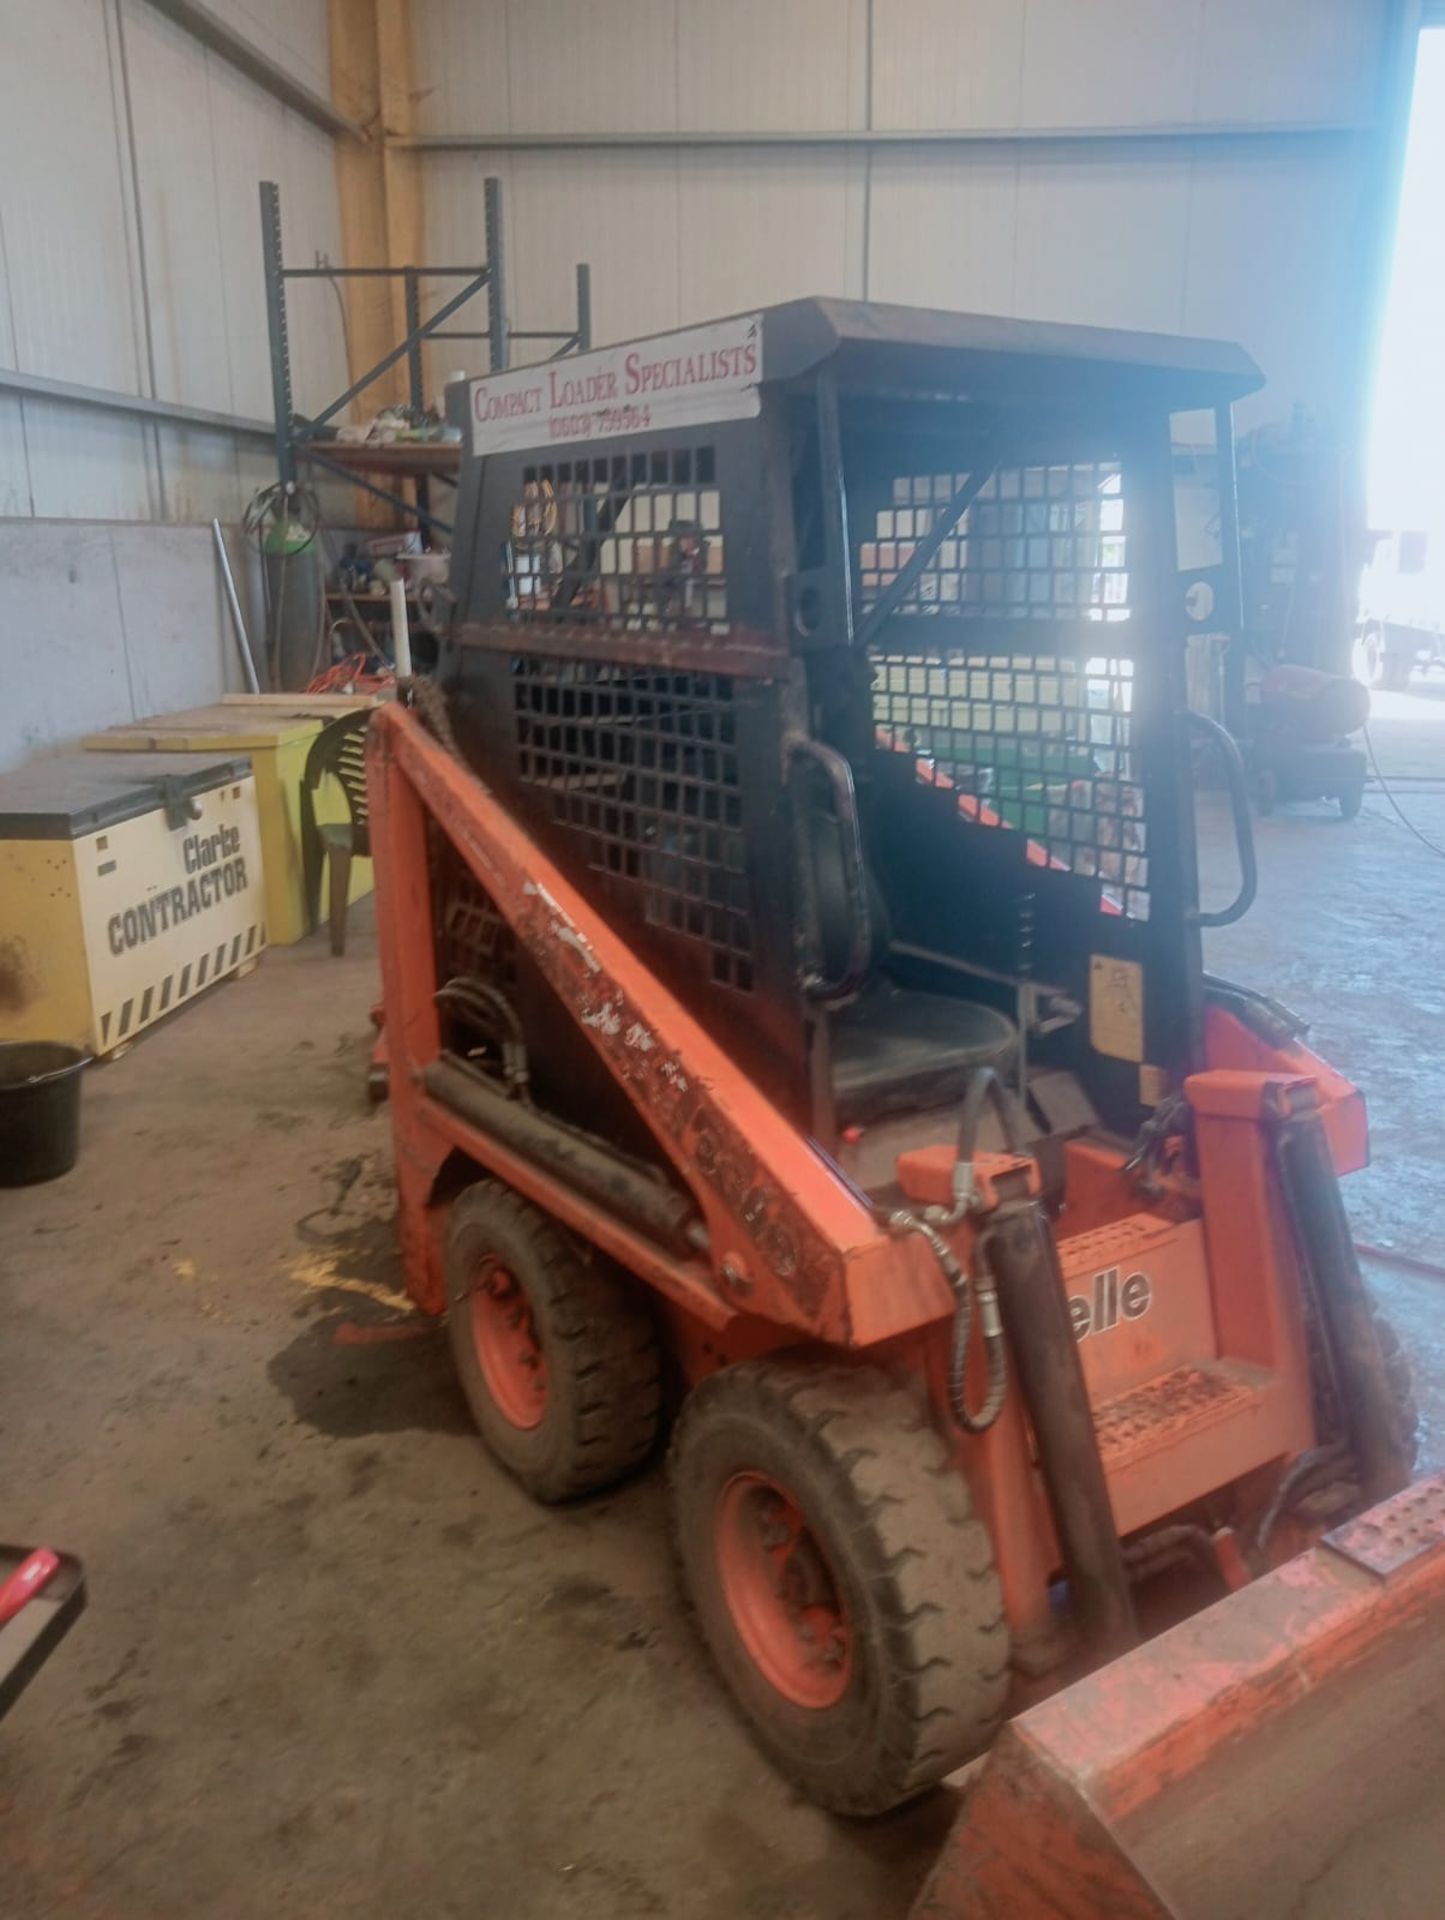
328, 0, 425, 428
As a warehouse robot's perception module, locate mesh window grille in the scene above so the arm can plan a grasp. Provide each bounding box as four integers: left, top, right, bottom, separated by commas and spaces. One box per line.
859, 462, 1128, 622
433, 837, 518, 989
512, 656, 754, 989
506, 446, 729, 632
871, 651, 1150, 922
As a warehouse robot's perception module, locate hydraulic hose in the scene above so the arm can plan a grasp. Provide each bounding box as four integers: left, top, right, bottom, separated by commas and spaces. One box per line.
881, 1206, 1008, 1434
873, 1065, 1032, 1435
953, 1067, 1031, 1210
1251, 1442, 1351, 1565
950, 1230, 1008, 1434
435, 977, 531, 1097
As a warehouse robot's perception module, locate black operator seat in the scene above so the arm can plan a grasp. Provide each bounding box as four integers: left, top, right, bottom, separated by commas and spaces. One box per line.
831, 984, 1016, 1129
807, 807, 1017, 1129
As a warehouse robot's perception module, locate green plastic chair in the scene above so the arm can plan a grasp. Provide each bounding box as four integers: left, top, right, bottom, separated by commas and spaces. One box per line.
301, 711, 373, 954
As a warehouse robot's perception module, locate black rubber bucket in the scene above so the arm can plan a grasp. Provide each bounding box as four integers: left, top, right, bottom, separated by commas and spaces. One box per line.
0, 1043, 88, 1187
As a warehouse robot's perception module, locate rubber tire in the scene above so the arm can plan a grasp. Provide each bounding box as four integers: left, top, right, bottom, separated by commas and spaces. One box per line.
1373, 1307, 1419, 1469
444, 1180, 661, 1502
670, 1358, 1009, 1816
1337, 781, 1365, 821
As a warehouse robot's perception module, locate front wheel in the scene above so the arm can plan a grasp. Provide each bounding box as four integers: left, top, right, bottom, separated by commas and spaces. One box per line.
670, 1359, 1009, 1814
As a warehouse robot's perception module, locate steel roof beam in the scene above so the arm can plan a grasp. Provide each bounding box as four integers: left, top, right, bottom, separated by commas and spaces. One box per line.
399, 122, 1367, 155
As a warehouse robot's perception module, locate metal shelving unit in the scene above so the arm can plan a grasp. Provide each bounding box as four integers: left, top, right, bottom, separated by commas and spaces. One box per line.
259, 175, 591, 537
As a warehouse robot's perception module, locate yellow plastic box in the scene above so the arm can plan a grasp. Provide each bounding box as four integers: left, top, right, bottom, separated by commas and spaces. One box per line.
83, 695, 379, 945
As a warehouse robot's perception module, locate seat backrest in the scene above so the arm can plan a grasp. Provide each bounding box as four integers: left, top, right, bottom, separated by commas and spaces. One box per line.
806, 797, 890, 993
303, 711, 372, 834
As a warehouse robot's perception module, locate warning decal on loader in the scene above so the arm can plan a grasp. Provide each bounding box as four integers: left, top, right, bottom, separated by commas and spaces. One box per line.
1089, 954, 1145, 1062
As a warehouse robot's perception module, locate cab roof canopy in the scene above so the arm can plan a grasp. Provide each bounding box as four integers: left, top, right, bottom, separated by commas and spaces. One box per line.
756, 296, 1263, 413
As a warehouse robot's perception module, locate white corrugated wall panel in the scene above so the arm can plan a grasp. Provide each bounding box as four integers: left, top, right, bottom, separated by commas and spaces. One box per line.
278, 113, 350, 421
512, 152, 681, 344
870, 0, 1027, 131
0, 397, 31, 518
868, 147, 1200, 339
872, 0, 1381, 135
1194, 0, 1385, 124
1182, 143, 1371, 428
235, 438, 284, 509
119, 0, 345, 519
0, 0, 145, 392
158, 426, 245, 525
205, 0, 332, 98
0, 0, 343, 530
867, 152, 1020, 313
418, 0, 1394, 441
1016, 1, 1206, 129
677, 153, 866, 321
22, 403, 158, 520
429, 153, 868, 363
1011, 151, 1196, 334
119, 0, 235, 413
0, 184, 16, 371
676, 0, 867, 131
503, 0, 679, 134
206, 56, 290, 421
413, 0, 513, 135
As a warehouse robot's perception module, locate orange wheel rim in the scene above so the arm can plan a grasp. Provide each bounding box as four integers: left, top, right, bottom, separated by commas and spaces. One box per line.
469, 1257, 548, 1430
714, 1471, 853, 1710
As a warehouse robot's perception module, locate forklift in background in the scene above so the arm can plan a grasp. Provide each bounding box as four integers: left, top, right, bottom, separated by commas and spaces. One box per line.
1176, 406, 1369, 817
370, 299, 1445, 1917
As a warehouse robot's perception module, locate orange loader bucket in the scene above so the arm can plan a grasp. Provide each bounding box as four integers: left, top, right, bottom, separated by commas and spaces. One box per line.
913, 1472, 1445, 1919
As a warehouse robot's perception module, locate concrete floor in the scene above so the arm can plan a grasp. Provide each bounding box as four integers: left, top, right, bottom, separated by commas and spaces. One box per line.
1206, 686, 1445, 1469
2, 688, 1443, 1918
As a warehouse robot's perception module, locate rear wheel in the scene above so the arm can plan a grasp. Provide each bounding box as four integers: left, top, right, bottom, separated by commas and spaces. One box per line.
670, 1359, 1009, 1815
444, 1180, 661, 1501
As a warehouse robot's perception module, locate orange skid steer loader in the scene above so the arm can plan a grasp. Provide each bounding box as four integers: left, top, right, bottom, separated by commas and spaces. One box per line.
371, 300, 1445, 1915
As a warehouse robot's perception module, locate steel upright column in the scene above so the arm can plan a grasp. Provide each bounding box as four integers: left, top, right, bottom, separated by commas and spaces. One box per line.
260, 181, 296, 492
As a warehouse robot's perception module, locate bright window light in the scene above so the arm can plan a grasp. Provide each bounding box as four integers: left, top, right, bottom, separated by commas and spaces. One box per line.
1367, 31, 1445, 566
